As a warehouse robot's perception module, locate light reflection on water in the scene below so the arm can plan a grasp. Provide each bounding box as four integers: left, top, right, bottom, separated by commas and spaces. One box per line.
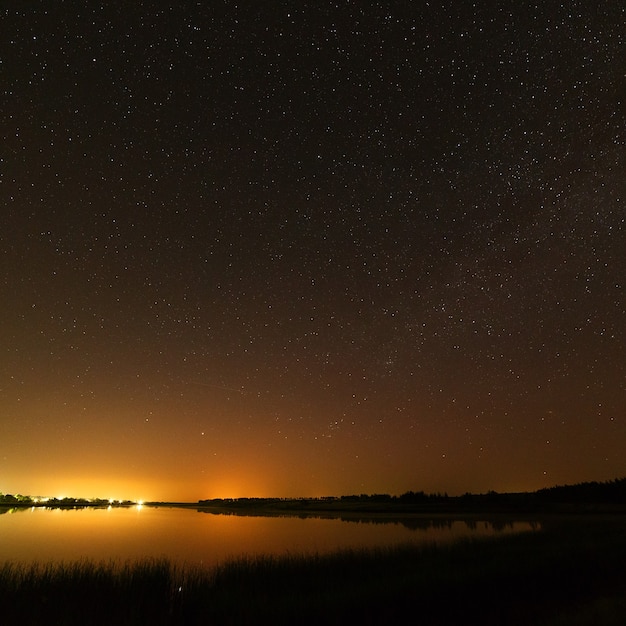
0, 506, 540, 568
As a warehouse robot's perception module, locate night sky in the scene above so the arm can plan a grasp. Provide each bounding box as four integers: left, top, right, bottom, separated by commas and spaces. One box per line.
2, 2, 624, 502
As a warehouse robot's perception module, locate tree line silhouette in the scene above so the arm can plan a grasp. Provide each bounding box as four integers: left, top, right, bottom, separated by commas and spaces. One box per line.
535, 477, 626, 504
0, 494, 135, 507
3, 477, 624, 509
197, 477, 626, 510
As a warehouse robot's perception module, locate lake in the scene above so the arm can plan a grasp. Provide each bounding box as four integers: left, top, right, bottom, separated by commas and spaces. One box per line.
0, 505, 539, 568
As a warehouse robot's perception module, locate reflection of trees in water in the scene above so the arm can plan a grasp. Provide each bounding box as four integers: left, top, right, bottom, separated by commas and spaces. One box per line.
0, 507, 20, 515
0, 504, 130, 515
195, 507, 538, 533
338, 516, 533, 533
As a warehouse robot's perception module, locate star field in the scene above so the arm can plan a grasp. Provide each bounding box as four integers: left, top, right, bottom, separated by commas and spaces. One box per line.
1, 2, 624, 501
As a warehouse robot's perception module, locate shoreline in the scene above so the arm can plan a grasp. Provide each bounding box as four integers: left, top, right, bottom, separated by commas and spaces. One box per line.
4, 498, 626, 518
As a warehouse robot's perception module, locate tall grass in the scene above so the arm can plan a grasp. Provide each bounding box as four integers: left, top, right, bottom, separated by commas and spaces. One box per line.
1, 518, 625, 625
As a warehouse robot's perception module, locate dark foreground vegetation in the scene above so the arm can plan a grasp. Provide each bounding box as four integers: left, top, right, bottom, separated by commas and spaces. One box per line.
1, 516, 625, 625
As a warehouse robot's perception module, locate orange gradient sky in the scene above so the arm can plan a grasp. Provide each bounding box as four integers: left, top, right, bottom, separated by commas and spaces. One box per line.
2, 3, 624, 502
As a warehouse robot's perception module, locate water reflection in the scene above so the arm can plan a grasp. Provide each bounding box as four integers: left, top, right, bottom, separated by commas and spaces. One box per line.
0, 505, 541, 568
195, 506, 541, 532
0, 504, 129, 515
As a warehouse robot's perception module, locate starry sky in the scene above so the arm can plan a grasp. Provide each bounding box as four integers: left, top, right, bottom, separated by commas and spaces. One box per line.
2, 2, 624, 502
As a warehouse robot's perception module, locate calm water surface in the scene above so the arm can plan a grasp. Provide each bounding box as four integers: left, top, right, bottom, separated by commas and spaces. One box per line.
0, 506, 539, 568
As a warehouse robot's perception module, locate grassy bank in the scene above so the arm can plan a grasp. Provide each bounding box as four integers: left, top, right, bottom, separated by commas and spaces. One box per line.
1, 517, 625, 625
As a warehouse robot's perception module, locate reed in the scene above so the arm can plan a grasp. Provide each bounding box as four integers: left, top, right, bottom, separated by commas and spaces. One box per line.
1, 518, 625, 625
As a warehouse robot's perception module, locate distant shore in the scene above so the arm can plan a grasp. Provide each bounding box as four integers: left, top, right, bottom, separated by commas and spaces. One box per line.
193, 495, 626, 517
3, 478, 626, 516
189, 478, 626, 516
